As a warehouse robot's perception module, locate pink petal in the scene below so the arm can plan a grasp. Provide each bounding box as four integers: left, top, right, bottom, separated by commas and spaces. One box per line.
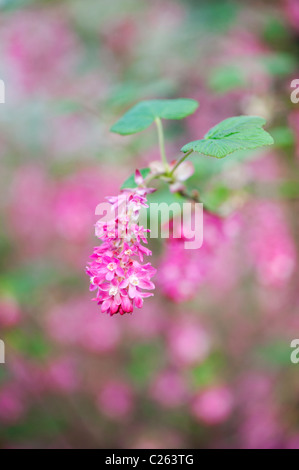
98, 283, 110, 291
135, 295, 143, 308
129, 284, 136, 298
135, 169, 144, 185
101, 300, 111, 312
120, 279, 129, 289
110, 300, 119, 314
106, 271, 114, 281
138, 279, 155, 290
139, 292, 154, 298
116, 267, 125, 277
121, 296, 133, 313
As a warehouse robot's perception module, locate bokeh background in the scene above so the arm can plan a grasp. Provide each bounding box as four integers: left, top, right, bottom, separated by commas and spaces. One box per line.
1, 0, 299, 449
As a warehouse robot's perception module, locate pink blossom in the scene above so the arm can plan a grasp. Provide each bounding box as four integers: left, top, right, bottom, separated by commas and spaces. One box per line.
46, 296, 121, 352
283, 0, 299, 32
54, 168, 123, 244
86, 172, 156, 315
285, 435, 299, 449
167, 320, 210, 366
191, 386, 233, 425
126, 300, 165, 339
8, 357, 46, 395
8, 165, 54, 255
45, 357, 79, 393
0, 385, 25, 423
245, 201, 296, 286
222, 30, 269, 58
101, 18, 137, 57
96, 381, 133, 420
2, 11, 78, 96
237, 373, 281, 449
150, 371, 188, 408
159, 210, 226, 302
240, 409, 281, 449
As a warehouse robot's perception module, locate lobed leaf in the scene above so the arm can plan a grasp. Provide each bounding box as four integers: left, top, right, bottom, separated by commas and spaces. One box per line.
181, 115, 274, 158
111, 99, 199, 135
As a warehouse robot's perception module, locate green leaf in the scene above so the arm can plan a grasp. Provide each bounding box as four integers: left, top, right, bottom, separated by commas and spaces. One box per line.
121, 168, 150, 189
181, 115, 274, 158
110, 98, 199, 135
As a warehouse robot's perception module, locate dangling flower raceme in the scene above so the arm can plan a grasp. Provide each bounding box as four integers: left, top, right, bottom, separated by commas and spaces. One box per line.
86, 170, 156, 316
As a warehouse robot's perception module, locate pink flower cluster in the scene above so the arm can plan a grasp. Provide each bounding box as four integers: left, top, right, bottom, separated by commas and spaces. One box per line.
86, 172, 156, 316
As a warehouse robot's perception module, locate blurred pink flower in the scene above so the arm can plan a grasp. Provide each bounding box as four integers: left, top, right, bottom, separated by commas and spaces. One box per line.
159, 211, 226, 302
248, 153, 284, 183
283, 0, 299, 31
96, 380, 133, 420
54, 169, 121, 243
101, 18, 137, 57
246, 201, 296, 286
46, 296, 122, 353
237, 373, 281, 449
49, 114, 104, 159
168, 319, 210, 366
2, 11, 78, 96
150, 371, 188, 408
158, 239, 207, 302
125, 300, 165, 340
45, 357, 79, 393
240, 409, 281, 449
191, 386, 233, 425
8, 165, 54, 254
0, 384, 25, 423
8, 356, 46, 395
186, 88, 240, 138
285, 435, 299, 449
222, 30, 269, 58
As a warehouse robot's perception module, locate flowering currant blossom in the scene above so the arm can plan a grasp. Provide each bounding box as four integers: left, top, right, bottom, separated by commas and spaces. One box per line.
86, 171, 156, 316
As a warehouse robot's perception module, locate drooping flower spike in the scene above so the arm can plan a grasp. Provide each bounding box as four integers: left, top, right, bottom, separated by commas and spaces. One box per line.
87, 101, 274, 317
86, 170, 156, 316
